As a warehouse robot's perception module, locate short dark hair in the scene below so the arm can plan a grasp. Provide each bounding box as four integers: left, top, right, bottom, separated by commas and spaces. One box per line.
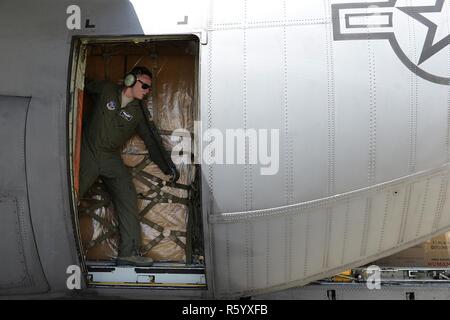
130, 66, 152, 79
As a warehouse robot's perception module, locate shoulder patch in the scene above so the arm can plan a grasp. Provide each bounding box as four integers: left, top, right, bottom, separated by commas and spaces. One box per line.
106, 100, 116, 111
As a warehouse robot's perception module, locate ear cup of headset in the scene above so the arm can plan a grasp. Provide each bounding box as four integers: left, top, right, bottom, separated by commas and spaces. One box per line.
124, 73, 137, 87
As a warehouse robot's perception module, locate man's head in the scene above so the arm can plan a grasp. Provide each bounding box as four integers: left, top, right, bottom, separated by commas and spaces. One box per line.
124, 66, 152, 100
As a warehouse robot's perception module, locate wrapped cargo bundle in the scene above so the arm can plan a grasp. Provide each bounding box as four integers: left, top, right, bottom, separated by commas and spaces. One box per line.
79, 139, 193, 263
122, 134, 193, 262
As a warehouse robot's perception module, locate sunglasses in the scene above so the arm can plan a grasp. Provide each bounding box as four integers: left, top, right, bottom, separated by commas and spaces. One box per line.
137, 79, 151, 90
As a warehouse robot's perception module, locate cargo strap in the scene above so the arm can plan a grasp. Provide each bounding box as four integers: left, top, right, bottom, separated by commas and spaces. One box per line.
129, 155, 190, 254
140, 229, 187, 254
158, 129, 193, 138
79, 156, 190, 254
129, 155, 190, 191
137, 172, 191, 199
136, 193, 188, 254
139, 192, 189, 215
78, 186, 119, 250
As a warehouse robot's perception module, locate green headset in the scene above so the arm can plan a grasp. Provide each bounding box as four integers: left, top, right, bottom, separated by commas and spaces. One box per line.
124, 66, 152, 87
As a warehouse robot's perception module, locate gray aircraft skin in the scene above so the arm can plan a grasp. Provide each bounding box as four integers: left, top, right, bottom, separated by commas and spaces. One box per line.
1, 0, 450, 299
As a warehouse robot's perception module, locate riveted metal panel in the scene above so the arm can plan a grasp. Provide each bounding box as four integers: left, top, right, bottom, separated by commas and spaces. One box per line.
0, 96, 48, 295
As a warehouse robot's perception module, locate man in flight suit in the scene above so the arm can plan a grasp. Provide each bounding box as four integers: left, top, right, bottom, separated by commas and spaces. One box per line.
79, 66, 178, 267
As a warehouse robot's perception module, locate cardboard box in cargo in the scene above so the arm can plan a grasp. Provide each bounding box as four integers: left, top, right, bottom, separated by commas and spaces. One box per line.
374, 231, 450, 267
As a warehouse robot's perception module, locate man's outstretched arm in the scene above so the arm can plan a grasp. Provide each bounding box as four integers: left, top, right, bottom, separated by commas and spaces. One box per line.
136, 119, 179, 182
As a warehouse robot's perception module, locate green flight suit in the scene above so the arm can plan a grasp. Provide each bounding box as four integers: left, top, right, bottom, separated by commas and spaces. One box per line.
79, 80, 173, 257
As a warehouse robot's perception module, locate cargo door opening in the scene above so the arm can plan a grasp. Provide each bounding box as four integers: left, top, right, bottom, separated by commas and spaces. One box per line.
68, 36, 205, 289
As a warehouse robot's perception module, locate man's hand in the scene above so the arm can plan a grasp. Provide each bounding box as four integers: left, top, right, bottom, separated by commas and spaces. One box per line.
169, 166, 180, 183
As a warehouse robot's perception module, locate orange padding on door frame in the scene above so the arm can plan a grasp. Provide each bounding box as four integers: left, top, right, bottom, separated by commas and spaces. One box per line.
74, 88, 84, 197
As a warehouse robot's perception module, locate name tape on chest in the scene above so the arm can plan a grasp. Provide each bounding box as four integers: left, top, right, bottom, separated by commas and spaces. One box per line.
119, 110, 133, 121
